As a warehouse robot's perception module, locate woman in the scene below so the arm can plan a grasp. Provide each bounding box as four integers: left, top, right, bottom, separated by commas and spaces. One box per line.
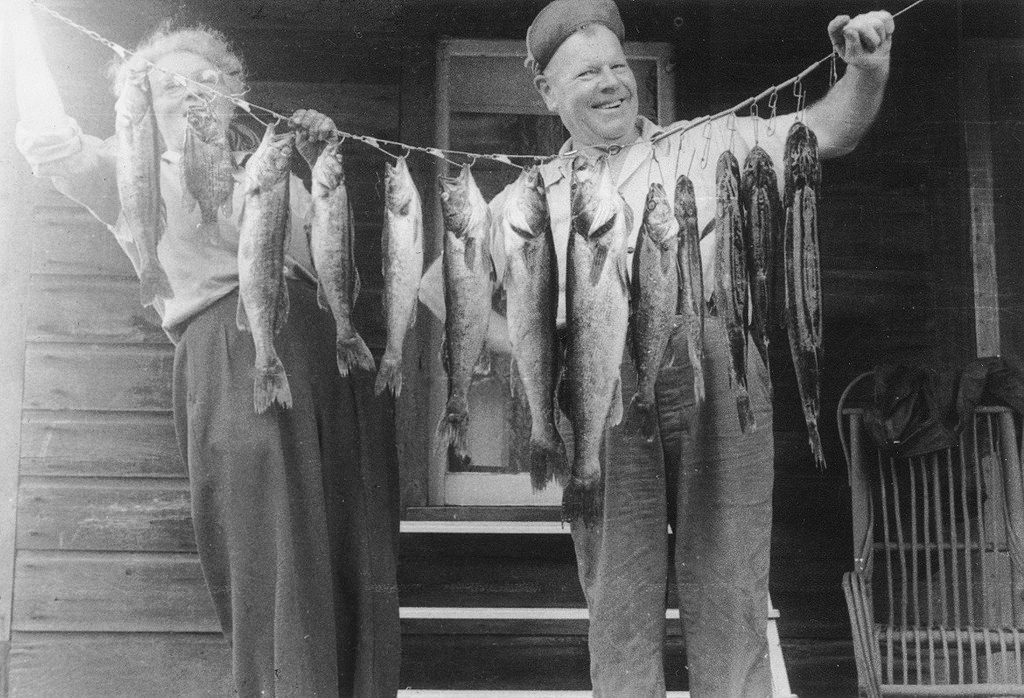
10, 3, 400, 696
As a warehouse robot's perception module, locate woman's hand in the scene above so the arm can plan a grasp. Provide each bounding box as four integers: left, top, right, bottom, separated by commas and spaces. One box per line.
288, 109, 337, 169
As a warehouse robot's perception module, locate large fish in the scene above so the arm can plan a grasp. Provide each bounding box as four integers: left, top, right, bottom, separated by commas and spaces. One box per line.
115, 68, 172, 306
741, 145, 782, 380
310, 140, 375, 378
564, 154, 632, 526
376, 155, 424, 397
714, 150, 755, 432
182, 102, 235, 244
628, 181, 679, 440
438, 164, 493, 461
236, 124, 294, 413
501, 166, 568, 490
675, 174, 706, 408
783, 122, 827, 469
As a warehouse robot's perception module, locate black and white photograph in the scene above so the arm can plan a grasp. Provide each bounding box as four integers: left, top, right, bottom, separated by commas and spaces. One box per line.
0, 0, 1022, 695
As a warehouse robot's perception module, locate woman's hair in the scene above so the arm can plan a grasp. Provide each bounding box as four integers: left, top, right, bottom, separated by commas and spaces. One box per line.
108, 22, 247, 99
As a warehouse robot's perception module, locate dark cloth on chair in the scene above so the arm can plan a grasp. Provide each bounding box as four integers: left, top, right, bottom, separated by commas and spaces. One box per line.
863, 356, 1024, 458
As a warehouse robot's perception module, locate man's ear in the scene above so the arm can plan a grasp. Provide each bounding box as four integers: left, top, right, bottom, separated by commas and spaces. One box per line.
534, 73, 559, 113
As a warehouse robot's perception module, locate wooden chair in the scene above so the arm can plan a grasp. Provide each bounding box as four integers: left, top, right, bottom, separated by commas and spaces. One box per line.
838, 371, 1024, 696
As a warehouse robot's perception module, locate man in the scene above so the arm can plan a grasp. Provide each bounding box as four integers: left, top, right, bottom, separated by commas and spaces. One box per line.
420, 1, 893, 695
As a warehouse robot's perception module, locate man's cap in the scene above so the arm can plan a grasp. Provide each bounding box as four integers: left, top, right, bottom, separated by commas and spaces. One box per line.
525, 0, 625, 74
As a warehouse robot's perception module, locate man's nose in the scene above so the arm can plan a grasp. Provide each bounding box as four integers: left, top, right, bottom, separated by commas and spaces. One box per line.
595, 66, 621, 90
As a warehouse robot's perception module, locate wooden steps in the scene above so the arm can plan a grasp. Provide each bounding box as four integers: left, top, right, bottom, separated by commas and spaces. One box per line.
396, 518, 797, 697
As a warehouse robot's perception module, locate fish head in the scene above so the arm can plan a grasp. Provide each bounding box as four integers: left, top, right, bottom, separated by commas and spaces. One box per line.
642, 182, 675, 244
312, 140, 345, 191
185, 103, 224, 141
504, 166, 550, 242
115, 69, 154, 119
571, 154, 625, 243
384, 156, 414, 215
248, 123, 294, 188
439, 164, 473, 237
673, 174, 697, 220
784, 123, 821, 191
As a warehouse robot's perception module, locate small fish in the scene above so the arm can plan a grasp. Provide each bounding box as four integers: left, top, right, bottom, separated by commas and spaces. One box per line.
715, 150, 755, 432
502, 166, 568, 490
376, 155, 424, 397
236, 124, 294, 413
115, 68, 172, 306
310, 140, 375, 378
564, 154, 632, 526
741, 145, 782, 381
783, 122, 827, 469
438, 164, 493, 461
674, 174, 706, 408
628, 181, 679, 440
182, 103, 235, 244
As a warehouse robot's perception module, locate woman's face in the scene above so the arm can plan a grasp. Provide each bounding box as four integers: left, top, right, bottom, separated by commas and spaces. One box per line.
149, 51, 232, 152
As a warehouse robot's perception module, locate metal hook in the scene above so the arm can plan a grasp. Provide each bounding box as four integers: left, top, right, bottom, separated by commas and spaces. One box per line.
766, 89, 779, 137
699, 119, 713, 170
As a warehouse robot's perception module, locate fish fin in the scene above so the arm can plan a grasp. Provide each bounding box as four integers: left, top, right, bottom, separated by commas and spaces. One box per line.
197, 221, 221, 246
236, 296, 250, 332
436, 395, 470, 460
589, 243, 609, 286
274, 282, 290, 334
138, 263, 173, 307
808, 426, 827, 470
473, 347, 492, 378
337, 331, 376, 376
622, 202, 634, 238
374, 357, 403, 397
409, 299, 418, 328
353, 265, 362, 306
440, 335, 450, 375
529, 428, 569, 492
464, 237, 478, 270
253, 359, 292, 414
316, 281, 330, 311
561, 476, 604, 527
624, 394, 658, 443
661, 247, 674, 275
607, 377, 624, 427
736, 390, 756, 433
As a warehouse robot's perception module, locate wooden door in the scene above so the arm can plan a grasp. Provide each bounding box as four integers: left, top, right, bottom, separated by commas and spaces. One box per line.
429, 38, 675, 507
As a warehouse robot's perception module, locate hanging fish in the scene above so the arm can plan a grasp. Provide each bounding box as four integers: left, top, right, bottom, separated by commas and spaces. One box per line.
236, 123, 295, 413
675, 174, 706, 408
628, 181, 679, 440
376, 155, 424, 397
310, 140, 375, 377
714, 150, 755, 432
783, 122, 827, 469
438, 164, 493, 461
741, 145, 782, 380
564, 154, 632, 526
502, 166, 568, 490
182, 102, 235, 244
115, 68, 172, 306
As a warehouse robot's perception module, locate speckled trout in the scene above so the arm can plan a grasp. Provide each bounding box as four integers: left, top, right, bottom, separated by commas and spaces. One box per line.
310, 140, 375, 378
501, 166, 568, 490
564, 154, 632, 526
438, 164, 492, 461
628, 181, 679, 441
675, 174, 706, 408
376, 155, 424, 397
115, 68, 172, 307
236, 124, 294, 413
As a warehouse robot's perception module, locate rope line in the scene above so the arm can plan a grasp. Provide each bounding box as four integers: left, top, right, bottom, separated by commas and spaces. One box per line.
29, 0, 927, 168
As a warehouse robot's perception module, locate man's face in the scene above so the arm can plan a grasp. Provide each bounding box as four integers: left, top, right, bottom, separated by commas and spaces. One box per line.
535, 24, 639, 148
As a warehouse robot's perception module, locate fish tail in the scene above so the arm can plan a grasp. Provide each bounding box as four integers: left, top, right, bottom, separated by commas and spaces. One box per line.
529, 429, 569, 492
336, 332, 376, 377
138, 263, 174, 307
561, 475, 604, 528
624, 393, 659, 443
253, 360, 292, 414
196, 219, 221, 245
374, 356, 403, 397
437, 396, 470, 460
736, 390, 756, 433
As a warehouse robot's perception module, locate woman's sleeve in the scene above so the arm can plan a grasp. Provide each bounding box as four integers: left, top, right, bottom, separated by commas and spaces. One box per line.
15, 117, 121, 228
